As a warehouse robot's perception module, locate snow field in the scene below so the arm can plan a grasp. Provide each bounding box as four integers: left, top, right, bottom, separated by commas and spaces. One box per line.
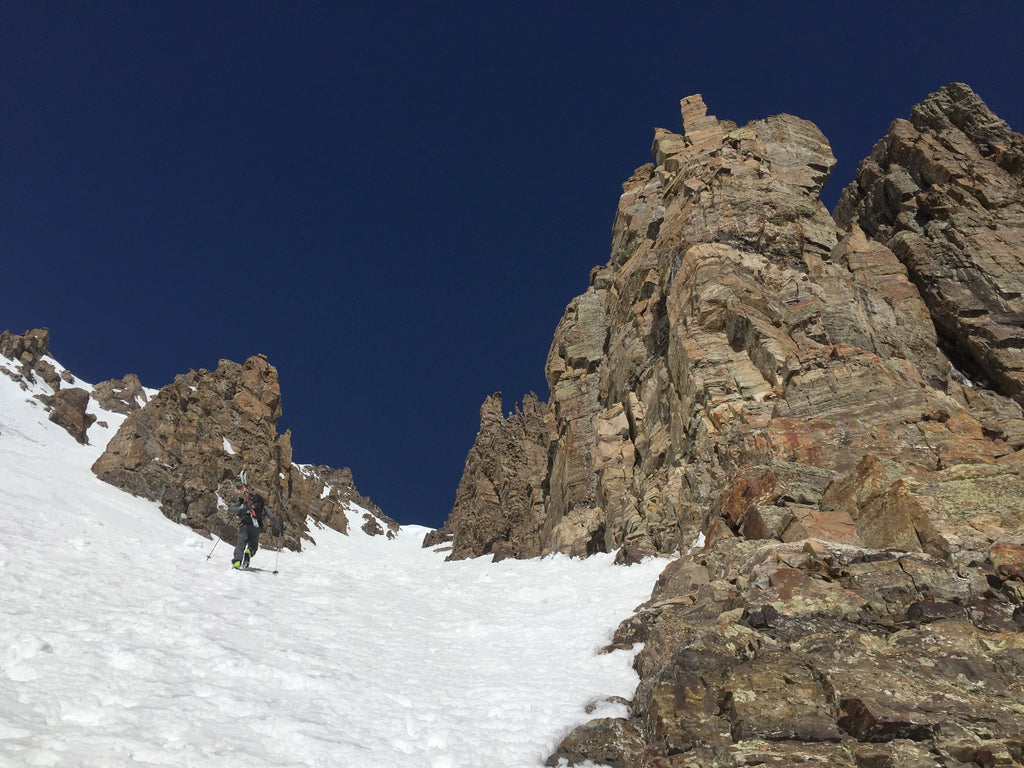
0, 369, 667, 767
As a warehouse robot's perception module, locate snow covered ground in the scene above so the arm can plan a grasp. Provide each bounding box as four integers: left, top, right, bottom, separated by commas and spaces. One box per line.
0, 360, 667, 768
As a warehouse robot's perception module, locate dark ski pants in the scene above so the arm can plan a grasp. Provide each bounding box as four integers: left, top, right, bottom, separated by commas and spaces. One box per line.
233, 523, 260, 563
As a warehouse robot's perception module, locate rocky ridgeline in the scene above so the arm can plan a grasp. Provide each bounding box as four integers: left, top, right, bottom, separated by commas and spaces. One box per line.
1, 328, 107, 443
435, 85, 1024, 765
0, 329, 392, 547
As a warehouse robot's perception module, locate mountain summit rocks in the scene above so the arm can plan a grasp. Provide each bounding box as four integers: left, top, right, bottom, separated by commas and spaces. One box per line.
835, 81, 1024, 443
437, 85, 1024, 765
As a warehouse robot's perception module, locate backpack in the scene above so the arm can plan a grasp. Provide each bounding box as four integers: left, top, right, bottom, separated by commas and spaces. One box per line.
235, 491, 265, 526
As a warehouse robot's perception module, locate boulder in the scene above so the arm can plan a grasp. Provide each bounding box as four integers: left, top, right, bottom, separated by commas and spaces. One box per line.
41, 387, 95, 444
546, 718, 646, 768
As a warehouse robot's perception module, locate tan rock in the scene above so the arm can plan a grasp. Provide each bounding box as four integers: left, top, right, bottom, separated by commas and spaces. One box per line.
91, 354, 389, 547
781, 507, 862, 546
528, 86, 1024, 766
425, 392, 549, 560
43, 387, 95, 444
92, 372, 149, 415
0, 328, 51, 383
989, 542, 1024, 581
836, 82, 1024, 414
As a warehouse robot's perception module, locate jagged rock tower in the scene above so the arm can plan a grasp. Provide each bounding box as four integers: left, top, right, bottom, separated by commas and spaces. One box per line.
451, 83, 1024, 767
435, 84, 1024, 567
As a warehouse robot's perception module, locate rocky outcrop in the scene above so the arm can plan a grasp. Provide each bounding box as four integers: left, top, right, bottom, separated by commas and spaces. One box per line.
1, 328, 93, 443
1, 328, 57, 385
437, 85, 1024, 764
424, 392, 549, 559
91, 354, 394, 547
574, 532, 1024, 767
91, 374, 149, 415
1, 330, 156, 442
835, 82, 1024, 445
441, 86, 1024, 565
553, 453, 1024, 765
290, 463, 389, 540
2, 329, 392, 545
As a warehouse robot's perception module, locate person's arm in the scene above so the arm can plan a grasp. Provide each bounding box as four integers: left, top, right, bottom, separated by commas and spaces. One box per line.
265, 507, 284, 534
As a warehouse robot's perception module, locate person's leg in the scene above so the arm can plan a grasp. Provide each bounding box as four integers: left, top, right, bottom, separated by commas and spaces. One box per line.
232, 525, 249, 568
242, 526, 259, 567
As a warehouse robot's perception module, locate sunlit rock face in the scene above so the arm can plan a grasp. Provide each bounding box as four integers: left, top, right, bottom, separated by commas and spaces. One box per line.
92, 354, 392, 548
442, 85, 1024, 564
836, 81, 1024, 444
442, 85, 1024, 766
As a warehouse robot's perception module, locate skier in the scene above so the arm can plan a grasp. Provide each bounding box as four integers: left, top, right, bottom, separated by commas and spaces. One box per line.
228, 473, 284, 569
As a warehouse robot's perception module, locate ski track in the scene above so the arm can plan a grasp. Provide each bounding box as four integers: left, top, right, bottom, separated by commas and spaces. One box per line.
0, 372, 667, 768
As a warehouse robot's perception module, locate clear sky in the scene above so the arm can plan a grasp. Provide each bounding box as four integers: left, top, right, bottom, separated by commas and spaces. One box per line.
3, 2, 1022, 529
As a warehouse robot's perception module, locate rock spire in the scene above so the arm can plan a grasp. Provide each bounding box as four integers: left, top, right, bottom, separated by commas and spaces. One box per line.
439, 87, 1024, 564
91, 354, 394, 547
438, 84, 1024, 765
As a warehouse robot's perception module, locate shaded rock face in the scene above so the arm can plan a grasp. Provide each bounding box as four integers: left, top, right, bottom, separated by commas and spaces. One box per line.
91, 354, 393, 547
423, 392, 549, 559
436, 84, 1024, 764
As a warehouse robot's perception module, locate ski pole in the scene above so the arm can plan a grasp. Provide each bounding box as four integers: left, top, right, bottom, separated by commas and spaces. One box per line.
205, 536, 220, 561
273, 531, 282, 574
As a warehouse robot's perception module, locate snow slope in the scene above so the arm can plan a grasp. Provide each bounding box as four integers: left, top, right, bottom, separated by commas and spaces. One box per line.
0, 361, 667, 768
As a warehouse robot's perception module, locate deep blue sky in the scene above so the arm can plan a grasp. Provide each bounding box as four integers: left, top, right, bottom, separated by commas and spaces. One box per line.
3, 3, 1022, 529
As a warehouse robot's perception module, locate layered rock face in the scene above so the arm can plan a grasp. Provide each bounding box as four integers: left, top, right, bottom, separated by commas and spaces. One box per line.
92, 354, 393, 548
554, 533, 1024, 767
440, 85, 1024, 764
835, 81, 1024, 445
440, 86, 1023, 564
